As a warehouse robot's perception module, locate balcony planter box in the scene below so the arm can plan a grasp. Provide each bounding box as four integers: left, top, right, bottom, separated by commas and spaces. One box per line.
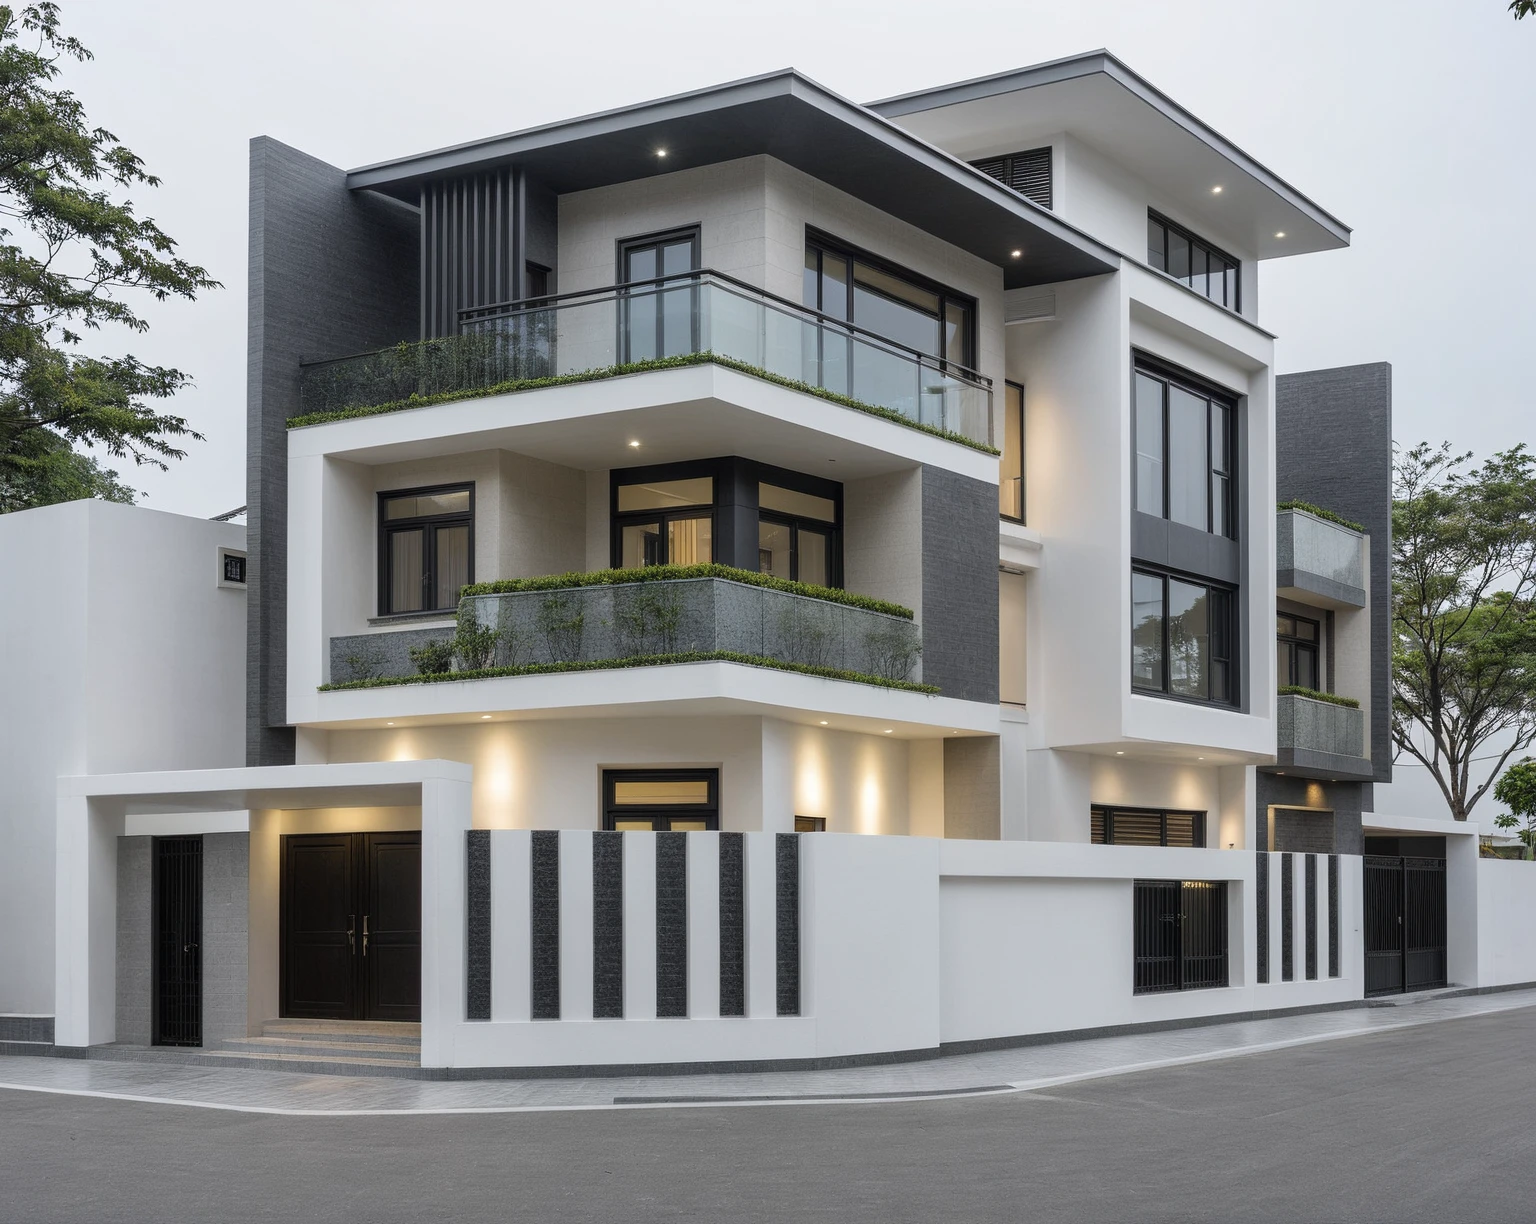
1277, 508, 1367, 607
329, 576, 923, 690
1276, 692, 1371, 780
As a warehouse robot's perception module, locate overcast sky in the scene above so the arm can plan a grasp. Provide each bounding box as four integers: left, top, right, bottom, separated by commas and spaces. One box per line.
55, 0, 1534, 820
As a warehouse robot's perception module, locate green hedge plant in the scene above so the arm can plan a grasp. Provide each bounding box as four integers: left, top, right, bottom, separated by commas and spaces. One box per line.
1278, 685, 1360, 709
1278, 500, 1367, 534
463, 562, 914, 620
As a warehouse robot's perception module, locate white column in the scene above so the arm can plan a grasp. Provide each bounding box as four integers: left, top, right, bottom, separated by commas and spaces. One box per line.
420, 774, 473, 1068
490, 830, 531, 1022
759, 719, 795, 834
1266, 851, 1283, 983
745, 831, 777, 1018
623, 832, 657, 1021
54, 793, 122, 1048
559, 829, 594, 1021
688, 832, 721, 1019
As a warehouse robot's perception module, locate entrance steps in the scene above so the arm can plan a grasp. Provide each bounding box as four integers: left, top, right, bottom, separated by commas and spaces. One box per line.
206, 1019, 422, 1069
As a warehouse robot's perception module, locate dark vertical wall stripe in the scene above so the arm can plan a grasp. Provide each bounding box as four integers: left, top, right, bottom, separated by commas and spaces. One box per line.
592, 833, 624, 1018
246, 139, 417, 765
776, 834, 801, 1016
530, 831, 560, 1020
1280, 853, 1295, 982
1255, 851, 1269, 984
1304, 853, 1319, 981
465, 830, 491, 1021
921, 466, 1000, 703
718, 832, 745, 1017
656, 833, 689, 1018
1328, 853, 1341, 978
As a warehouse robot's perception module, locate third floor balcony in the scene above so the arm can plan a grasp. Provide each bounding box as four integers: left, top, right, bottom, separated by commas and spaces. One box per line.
296, 270, 994, 451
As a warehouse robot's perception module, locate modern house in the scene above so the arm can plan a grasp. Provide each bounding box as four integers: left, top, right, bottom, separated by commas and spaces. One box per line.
5, 52, 1530, 1072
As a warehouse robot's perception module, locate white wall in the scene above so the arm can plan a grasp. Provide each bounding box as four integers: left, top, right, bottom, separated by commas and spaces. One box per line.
321, 715, 918, 836
1475, 860, 1536, 988
0, 501, 245, 1015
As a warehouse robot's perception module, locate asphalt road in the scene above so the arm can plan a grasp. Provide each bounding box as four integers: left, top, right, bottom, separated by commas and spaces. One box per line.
2, 1006, 1533, 1223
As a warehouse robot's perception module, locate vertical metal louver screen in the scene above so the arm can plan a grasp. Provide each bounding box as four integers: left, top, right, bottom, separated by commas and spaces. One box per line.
970, 147, 1053, 209
420, 168, 524, 338
153, 836, 203, 1047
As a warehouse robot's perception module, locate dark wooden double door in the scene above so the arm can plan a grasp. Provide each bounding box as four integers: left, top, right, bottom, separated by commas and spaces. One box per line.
281, 833, 421, 1022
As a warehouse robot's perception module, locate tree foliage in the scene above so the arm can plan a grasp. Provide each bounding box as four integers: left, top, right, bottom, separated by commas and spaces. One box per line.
0, 3, 217, 512
1513, 1, 1535, 19
1493, 758, 1536, 854
1392, 442, 1536, 820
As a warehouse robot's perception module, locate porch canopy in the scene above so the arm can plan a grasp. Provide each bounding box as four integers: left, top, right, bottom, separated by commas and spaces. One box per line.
54, 760, 472, 1060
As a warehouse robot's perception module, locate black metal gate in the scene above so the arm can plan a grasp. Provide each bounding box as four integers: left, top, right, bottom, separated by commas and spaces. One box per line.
1134, 879, 1228, 994
153, 836, 203, 1046
1364, 854, 1447, 997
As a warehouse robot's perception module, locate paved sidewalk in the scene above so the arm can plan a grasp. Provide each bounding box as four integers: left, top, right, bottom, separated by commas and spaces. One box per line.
2, 988, 1531, 1116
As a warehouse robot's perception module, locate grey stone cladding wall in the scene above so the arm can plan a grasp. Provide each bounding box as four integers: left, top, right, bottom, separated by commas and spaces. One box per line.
202, 834, 250, 1046
247, 137, 418, 765
115, 837, 153, 1046
921, 465, 999, 704
1275, 364, 1393, 785
1256, 772, 1364, 856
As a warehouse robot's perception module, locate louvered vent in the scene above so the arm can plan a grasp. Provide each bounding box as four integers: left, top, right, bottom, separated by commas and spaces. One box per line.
1003, 286, 1057, 323
971, 147, 1053, 209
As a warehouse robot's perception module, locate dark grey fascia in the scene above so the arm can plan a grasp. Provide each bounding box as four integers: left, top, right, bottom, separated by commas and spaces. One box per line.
1277, 568, 1367, 609
1270, 748, 1377, 784
868, 50, 1352, 249
345, 70, 1119, 291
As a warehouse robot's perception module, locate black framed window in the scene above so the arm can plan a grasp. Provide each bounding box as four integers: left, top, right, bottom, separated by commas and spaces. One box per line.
602, 769, 719, 831
619, 227, 700, 362
1000, 381, 1025, 522
378, 484, 473, 615
1134, 359, 1236, 539
611, 458, 843, 586
758, 481, 837, 587
970, 147, 1052, 209
1146, 212, 1240, 312
1092, 806, 1206, 848
525, 261, 550, 300
1132, 567, 1236, 705
1277, 612, 1321, 690
803, 232, 976, 372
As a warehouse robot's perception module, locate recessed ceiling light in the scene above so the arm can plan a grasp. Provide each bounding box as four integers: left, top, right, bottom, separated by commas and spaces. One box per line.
1274, 231, 1286, 239
819, 720, 828, 725
1276, 770, 1286, 776
884, 728, 893, 734
1010, 249, 1023, 258
628, 440, 641, 448
1198, 756, 1205, 761
1211, 185, 1223, 194
481, 715, 492, 720
386, 721, 394, 726
655, 148, 667, 158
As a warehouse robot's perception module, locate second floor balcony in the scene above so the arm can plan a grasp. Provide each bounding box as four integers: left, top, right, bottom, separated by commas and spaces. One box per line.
296, 270, 994, 450
1277, 505, 1366, 608
1276, 691, 1371, 781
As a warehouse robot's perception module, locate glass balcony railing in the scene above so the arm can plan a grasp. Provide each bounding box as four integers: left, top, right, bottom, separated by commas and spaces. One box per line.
297, 270, 993, 446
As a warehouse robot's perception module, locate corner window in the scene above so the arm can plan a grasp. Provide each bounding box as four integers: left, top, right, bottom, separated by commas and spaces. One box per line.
1146, 212, 1240, 311
803, 233, 976, 372
1092, 806, 1206, 848
378, 484, 473, 615
603, 769, 719, 831
1277, 612, 1321, 690
1132, 568, 1236, 705
1000, 381, 1024, 521
1134, 361, 1236, 538
611, 459, 842, 585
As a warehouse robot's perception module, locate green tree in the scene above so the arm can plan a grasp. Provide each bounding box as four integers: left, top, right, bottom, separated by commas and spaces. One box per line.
1493, 758, 1536, 858
1393, 443, 1536, 820
0, 3, 217, 512
1513, 1, 1535, 19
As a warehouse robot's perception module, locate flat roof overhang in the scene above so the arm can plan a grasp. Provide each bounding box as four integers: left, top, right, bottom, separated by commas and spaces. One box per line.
870, 51, 1351, 261
345, 70, 1118, 291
